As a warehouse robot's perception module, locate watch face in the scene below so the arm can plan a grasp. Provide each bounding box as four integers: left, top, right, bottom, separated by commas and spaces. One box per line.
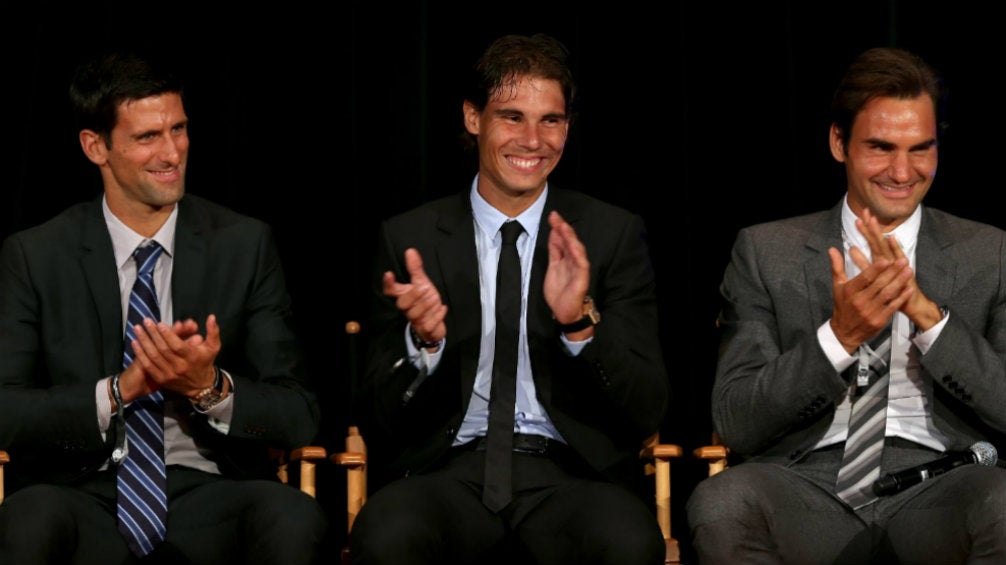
196, 391, 224, 411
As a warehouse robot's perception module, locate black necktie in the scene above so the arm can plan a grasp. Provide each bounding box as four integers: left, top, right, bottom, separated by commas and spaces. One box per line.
117, 242, 168, 556
482, 220, 524, 512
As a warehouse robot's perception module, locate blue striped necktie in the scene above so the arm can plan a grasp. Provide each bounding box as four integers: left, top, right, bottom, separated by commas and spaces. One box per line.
117, 241, 168, 556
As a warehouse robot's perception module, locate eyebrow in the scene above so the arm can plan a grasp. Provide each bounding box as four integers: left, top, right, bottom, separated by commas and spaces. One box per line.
865, 137, 937, 151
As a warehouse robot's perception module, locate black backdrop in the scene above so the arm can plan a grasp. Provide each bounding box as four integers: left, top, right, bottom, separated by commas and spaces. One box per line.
5, 1, 998, 558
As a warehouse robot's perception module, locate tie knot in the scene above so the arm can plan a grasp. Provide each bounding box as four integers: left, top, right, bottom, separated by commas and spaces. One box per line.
133, 242, 163, 276
500, 221, 524, 246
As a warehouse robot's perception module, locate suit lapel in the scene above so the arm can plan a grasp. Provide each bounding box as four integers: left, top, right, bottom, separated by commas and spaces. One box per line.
804, 203, 845, 329
171, 198, 208, 322
915, 208, 956, 306
433, 192, 482, 403
79, 199, 127, 375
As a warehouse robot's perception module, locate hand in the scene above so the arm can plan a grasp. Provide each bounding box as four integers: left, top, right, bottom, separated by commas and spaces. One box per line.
128, 314, 222, 398
383, 248, 447, 346
853, 209, 944, 331
544, 211, 591, 325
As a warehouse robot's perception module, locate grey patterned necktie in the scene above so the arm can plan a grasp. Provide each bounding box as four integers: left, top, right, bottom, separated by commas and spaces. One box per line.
835, 324, 892, 508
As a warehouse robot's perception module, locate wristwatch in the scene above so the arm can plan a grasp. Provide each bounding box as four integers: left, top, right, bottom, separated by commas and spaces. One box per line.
557, 296, 601, 333
192, 366, 227, 411
409, 324, 441, 350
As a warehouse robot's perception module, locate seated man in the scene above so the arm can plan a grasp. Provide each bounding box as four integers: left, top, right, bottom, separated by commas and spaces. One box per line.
350, 33, 669, 565
0, 50, 326, 564
687, 46, 1006, 564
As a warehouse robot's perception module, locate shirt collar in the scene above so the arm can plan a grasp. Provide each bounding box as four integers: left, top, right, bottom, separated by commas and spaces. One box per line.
840, 194, 921, 261
469, 174, 548, 239
102, 196, 178, 269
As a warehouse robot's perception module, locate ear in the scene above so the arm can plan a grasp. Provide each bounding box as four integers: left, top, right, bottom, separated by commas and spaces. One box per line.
828, 123, 846, 163
462, 100, 480, 136
79, 129, 108, 166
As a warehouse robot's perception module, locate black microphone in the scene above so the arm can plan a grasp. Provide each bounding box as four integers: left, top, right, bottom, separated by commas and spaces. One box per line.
873, 441, 998, 496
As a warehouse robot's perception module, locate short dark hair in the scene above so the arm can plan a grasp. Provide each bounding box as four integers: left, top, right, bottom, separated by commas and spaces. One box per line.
461, 33, 576, 148
830, 47, 945, 151
69, 51, 184, 144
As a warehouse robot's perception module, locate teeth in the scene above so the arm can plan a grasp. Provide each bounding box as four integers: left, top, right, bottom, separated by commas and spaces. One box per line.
509, 157, 539, 169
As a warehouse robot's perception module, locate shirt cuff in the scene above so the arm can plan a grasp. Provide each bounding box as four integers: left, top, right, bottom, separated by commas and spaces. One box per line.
818, 320, 857, 373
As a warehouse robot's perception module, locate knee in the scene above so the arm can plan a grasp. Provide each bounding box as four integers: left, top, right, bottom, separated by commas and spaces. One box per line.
686, 467, 766, 527
349, 489, 441, 563
0, 484, 74, 533
351, 489, 434, 547
246, 483, 328, 542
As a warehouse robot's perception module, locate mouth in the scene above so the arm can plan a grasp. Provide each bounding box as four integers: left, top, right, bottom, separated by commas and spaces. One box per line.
507, 155, 544, 171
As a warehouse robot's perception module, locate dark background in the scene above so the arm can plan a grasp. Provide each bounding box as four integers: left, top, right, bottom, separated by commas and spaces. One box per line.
5, 1, 998, 559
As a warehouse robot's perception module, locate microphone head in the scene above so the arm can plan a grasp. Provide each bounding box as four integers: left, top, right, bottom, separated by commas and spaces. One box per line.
969, 441, 998, 466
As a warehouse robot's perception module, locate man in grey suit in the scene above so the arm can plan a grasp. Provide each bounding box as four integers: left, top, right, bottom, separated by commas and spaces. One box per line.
349, 34, 668, 565
0, 51, 326, 564
687, 47, 1006, 563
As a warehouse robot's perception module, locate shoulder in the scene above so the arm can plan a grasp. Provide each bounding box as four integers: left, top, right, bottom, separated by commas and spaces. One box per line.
738, 209, 833, 242
2, 200, 98, 250
381, 192, 469, 232
179, 194, 272, 235
547, 188, 637, 224
922, 207, 1006, 242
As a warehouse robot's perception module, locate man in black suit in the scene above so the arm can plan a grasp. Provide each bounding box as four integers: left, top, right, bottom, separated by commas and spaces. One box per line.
0, 51, 326, 564
350, 33, 668, 565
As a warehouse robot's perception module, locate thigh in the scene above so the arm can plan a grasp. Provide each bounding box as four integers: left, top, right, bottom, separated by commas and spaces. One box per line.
0, 482, 133, 565
165, 468, 327, 565
881, 464, 1006, 565
349, 450, 505, 565
513, 470, 664, 565
687, 461, 869, 565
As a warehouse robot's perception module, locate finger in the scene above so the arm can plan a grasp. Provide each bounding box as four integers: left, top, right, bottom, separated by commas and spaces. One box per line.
131, 328, 174, 381
203, 314, 222, 353
382, 271, 402, 297
548, 210, 566, 229
885, 233, 907, 261
404, 249, 429, 284
828, 247, 849, 287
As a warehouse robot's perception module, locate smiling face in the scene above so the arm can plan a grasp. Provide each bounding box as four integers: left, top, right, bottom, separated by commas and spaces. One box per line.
831, 94, 938, 231
463, 75, 569, 217
81, 92, 189, 231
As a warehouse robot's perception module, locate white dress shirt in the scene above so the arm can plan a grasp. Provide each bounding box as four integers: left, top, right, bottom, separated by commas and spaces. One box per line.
815, 194, 950, 452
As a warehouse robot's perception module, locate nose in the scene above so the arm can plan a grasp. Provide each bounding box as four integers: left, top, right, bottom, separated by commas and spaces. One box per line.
888, 151, 912, 183
517, 122, 542, 150
158, 133, 185, 165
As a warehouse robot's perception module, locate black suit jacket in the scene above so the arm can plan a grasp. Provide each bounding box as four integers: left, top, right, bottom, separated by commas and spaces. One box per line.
0, 194, 319, 489
356, 187, 668, 490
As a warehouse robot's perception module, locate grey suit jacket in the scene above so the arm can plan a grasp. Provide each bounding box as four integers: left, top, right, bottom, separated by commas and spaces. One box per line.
356, 187, 668, 489
0, 194, 319, 489
713, 200, 1006, 467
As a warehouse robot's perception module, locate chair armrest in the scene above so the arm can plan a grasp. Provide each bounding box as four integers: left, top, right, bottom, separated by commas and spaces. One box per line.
640, 435, 683, 564
274, 446, 327, 498
331, 426, 368, 537
0, 450, 8, 505
693, 444, 730, 477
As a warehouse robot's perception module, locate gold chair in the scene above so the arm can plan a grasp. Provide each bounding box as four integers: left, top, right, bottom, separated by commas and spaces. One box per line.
693, 432, 730, 477
0, 450, 8, 505
331, 426, 368, 565
641, 434, 684, 564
